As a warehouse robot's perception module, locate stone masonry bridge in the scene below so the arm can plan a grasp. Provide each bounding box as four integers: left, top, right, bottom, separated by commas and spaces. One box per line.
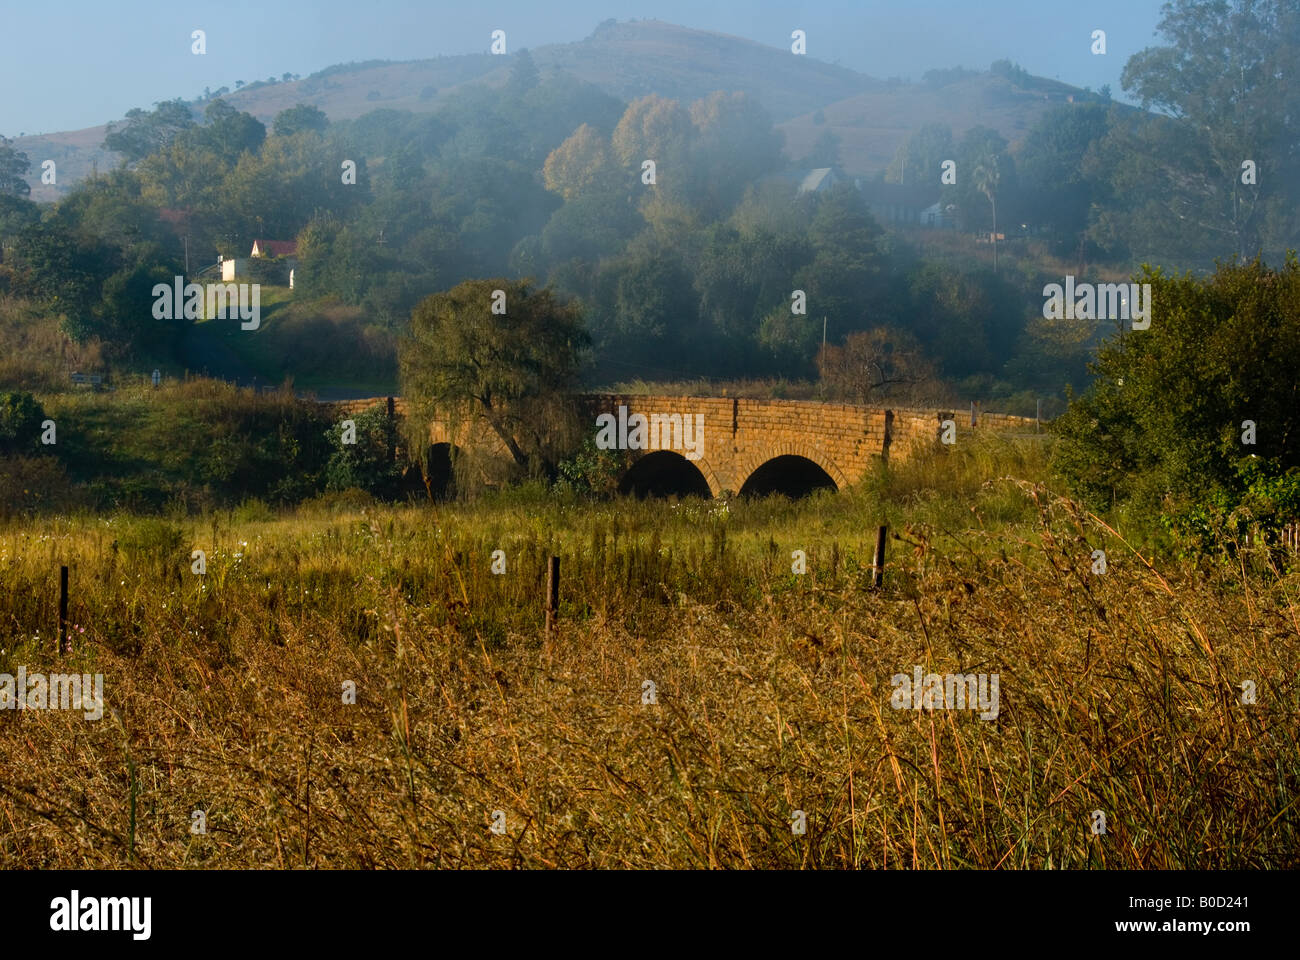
327, 394, 1039, 498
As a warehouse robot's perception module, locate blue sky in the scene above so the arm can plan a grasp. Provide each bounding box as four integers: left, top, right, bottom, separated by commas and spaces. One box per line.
0, 0, 1167, 135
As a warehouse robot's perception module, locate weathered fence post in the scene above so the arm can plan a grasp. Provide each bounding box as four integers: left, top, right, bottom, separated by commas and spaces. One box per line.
545, 556, 560, 638
872, 526, 887, 589
58, 565, 69, 654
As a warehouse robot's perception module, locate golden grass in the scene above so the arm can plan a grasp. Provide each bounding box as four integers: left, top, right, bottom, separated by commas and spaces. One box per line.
0, 437, 1296, 868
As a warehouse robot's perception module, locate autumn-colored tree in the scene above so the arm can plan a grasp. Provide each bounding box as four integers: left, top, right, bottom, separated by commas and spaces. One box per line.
610, 94, 692, 169
542, 123, 618, 200
816, 327, 936, 405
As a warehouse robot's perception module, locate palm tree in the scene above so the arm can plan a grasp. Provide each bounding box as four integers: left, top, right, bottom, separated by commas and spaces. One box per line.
972, 153, 1001, 273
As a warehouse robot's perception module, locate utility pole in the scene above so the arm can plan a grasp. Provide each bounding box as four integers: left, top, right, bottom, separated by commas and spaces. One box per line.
184, 235, 189, 275
819, 316, 828, 401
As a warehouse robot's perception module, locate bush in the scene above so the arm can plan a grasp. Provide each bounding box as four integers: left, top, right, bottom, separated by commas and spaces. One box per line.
0, 391, 45, 455
323, 402, 404, 499
43, 379, 333, 511
556, 437, 624, 496
116, 516, 188, 575
232, 497, 276, 524
1163, 457, 1300, 556
1053, 257, 1300, 531
0, 456, 76, 517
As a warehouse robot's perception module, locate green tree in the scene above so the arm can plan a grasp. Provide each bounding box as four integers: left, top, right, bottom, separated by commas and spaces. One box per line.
273, 104, 329, 138
11, 220, 109, 340
1052, 256, 1300, 523
1016, 104, 1111, 253
0, 136, 31, 198
693, 222, 810, 349
0, 391, 45, 455
506, 48, 541, 98
103, 100, 196, 163
98, 260, 185, 356
1097, 0, 1300, 266
794, 183, 889, 338
400, 278, 589, 478
971, 150, 1002, 272
224, 128, 361, 240
607, 246, 700, 372
906, 263, 1025, 379
538, 193, 640, 266
194, 100, 266, 164
136, 138, 230, 212
687, 91, 784, 217
955, 126, 1012, 237
885, 123, 954, 188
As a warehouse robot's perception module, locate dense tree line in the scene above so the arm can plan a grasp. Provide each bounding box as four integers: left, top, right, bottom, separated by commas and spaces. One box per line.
0, 1, 1294, 411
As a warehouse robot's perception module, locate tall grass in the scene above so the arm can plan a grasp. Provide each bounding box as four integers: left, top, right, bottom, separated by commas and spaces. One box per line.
0, 435, 1296, 868
0, 296, 107, 392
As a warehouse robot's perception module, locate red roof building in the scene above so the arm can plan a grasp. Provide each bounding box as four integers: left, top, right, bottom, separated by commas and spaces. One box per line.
250, 239, 298, 258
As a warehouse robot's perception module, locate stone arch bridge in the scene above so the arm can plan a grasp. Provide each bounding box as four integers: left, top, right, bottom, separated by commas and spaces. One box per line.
327, 394, 1039, 498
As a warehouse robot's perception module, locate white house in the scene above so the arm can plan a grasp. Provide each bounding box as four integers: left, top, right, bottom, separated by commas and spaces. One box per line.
221, 257, 249, 281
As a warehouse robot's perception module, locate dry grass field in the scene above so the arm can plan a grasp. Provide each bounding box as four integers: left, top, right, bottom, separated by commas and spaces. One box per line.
1, 434, 1297, 868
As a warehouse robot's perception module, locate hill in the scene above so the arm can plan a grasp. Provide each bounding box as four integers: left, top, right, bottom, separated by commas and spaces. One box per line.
12, 19, 1110, 200
779, 72, 1107, 175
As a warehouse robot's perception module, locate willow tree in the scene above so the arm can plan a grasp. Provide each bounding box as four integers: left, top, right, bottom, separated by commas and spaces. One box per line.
399, 278, 589, 488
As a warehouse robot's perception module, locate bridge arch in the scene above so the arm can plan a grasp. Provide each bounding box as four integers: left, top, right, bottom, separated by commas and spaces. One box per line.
736, 442, 847, 498
618, 450, 721, 499
423, 441, 459, 500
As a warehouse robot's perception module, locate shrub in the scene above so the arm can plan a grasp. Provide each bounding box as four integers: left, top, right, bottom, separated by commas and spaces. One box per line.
0, 390, 45, 455
1053, 257, 1300, 530
232, 497, 276, 524
323, 402, 404, 499
556, 437, 624, 495
116, 517, 188, 575
0, 456, 76, 517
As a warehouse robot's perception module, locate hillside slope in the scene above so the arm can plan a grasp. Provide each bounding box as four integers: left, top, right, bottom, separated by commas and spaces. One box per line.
780, 73, 1105, 174
13, 19, 1106, 199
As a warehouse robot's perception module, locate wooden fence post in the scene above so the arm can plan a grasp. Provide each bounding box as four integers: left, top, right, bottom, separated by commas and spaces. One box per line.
872, 526, 887, 589
58, 565, 69, 655
545, 556, 560, 638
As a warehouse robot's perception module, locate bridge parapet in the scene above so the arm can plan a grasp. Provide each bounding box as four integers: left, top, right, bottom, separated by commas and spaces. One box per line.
321, 394, 1040, 495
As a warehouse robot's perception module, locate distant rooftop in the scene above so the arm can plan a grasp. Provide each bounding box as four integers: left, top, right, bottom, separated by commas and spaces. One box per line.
251, 239, 298, 258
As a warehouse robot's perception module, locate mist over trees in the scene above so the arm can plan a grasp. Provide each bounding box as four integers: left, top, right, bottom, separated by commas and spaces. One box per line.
0, 0, 1295, 419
